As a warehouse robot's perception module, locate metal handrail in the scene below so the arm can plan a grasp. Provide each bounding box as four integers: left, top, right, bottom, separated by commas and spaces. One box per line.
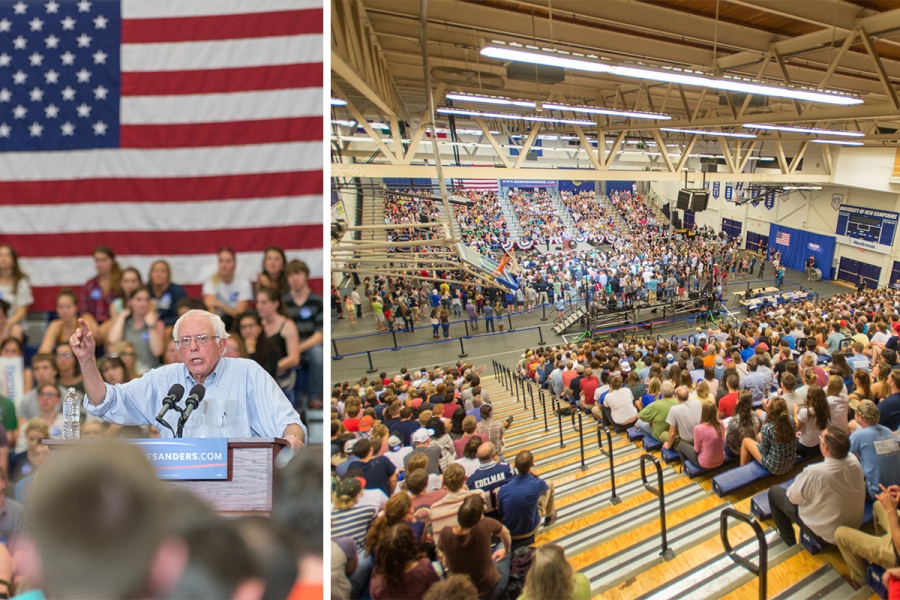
598, 425, 622, 505
640, 454, 675, 560
719, 508, 767, 600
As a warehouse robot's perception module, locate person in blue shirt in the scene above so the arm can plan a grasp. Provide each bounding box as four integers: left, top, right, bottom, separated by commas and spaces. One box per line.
851, 401, 900, 500
69, 310, 306, 450
497, 450, 556, 549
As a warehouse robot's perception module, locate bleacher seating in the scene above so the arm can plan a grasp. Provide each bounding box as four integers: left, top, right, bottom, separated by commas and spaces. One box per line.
711, 454, 817, 497
682, 448, 738, 478
867, 564, 888, 599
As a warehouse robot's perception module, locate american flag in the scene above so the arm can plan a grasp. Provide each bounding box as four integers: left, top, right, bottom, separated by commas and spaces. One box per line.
0, 0, 323, 310
776, 231, 791, 246
456, 179, 499, 193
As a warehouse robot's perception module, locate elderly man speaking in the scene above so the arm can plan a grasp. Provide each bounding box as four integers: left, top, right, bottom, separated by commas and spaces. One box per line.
70, 310, 305, 450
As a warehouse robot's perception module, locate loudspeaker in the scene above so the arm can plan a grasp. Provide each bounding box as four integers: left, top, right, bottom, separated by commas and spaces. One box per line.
676, 190, 691, 211
690, 191, 709, 212
689, 291, 700, 300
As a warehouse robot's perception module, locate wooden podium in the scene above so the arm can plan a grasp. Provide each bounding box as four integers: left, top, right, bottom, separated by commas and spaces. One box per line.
48, 438, 288, 515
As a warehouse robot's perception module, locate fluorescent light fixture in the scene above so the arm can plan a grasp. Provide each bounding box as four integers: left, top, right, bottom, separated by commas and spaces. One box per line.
810, 139, 864, 146
330, 98, 347, 106
744, 123, 864, 137
542, 102, 670, 120
331, 119, 357, 127
481, 45, 863, 106
447, 92, 670, 120
436, 107, 595, 126
661, 127, 756, 139
782, 186, 823, 190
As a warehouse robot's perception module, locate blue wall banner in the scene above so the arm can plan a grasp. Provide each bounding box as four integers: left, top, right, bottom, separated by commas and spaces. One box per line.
558, 180, 595, 193
769, 223, 836, 280
125, 438, 229, 480
835, 204, 899, 254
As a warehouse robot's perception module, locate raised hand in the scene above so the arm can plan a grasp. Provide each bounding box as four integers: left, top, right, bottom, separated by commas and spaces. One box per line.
69, 318, 96, 362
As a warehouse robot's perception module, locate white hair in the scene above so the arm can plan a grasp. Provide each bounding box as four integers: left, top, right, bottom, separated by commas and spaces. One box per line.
172, 309, 230, 342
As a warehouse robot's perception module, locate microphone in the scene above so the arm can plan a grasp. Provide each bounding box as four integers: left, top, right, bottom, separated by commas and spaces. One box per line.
176, 384, 205, 437
155, 384, 185, 434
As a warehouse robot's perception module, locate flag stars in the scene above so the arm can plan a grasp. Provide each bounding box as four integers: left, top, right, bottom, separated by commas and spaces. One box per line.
44, 103, 59, 118
61, 86, 75, 101
44, 70, 59, 84
28, 52, 43, 67
93, 85, 107, 100
60, 51, 75, 66
29, 122, 43, 137
92, 120, 107, 135
0, 19, 10, 33
29, 18, 44, 32
0, 124, 9, 138
13, 2, 27, 15
0, 54, 10, 68
76, 33, 91, 48
45, 1, 60, 14
60, 16, 76, 30
76, 102, 90, 117
0, 89, 10, 103
45, 35, 59, 49
13, 36, 27, 50
12, 71, 27, 85
60, 121, 74, 136
29, 87, 44, 102
12, 105, 26, 119
93, 15, 107, 29
92, 50, 107, 65
76, 68, 91, 83
77, 1, 92, 13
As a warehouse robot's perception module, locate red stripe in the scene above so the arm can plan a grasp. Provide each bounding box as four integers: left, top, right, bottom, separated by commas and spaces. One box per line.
5, 226, 321, 258
121, 63, 322, 96
0, 171, 322, 205
30, 279, 323, 312
122, 9, 323, 43
120, 117, 322, 149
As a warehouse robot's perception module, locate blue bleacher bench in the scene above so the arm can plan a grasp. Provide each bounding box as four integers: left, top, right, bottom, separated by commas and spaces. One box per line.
626, 426, 643, 442
712, 454, 817, 497
801, 501, 874, 555
661, 446, 680, 463
867, 564, 888, 599
682, 449, 738, 479
750, 479, 794, 520
643, 436, 663, 451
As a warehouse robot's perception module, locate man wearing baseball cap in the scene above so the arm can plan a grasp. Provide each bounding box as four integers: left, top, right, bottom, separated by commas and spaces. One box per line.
404, 428, 442, 475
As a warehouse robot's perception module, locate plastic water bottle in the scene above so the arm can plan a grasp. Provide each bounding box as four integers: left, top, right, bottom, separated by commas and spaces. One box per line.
62, 387, 80, 440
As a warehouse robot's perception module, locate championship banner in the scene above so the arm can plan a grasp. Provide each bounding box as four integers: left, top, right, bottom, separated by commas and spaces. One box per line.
712, 182, 720, 199
835, 204, 899, 254
725, 183, 733, 201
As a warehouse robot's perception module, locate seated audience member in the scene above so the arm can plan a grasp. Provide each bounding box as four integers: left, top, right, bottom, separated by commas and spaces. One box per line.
725, 391, 760, 457
430, 463, 487, 536
497, 450, 557, 548
878, 371, 900, 430
365, 493, 426, 560
599, 375, 637, 427
9, 420, 50, 490
795, 386, 830, 459
404, 428, 443, 476
352, 438, 397, 498
14, 354, 61, 423
465, 443, 513, 519
0, 300, 23, 344
80, 245, 121, 327
438, 494, 511, 600
107, 341, 140, 382
455, 436, 483, 477
769, 426, 865, 546
849, 401, 900, 500
716, 374, 740, 419
384, 435, 413, 472
422, 574, 479, 600
678, 401, 725, 470
406, 468, 447, 525
147, 260, 188, 328
38, 288, 101, 354
475, 404, 511, 458
202, 247, 253, 332
330, 477, 376, 599
519, 544, 591, 600
836, 484, 900, 588
105, 286, 165, 374
662, 386, 701, 451
453, 416, 478, 458
370, 524, 440, 600
103, 267, 143, 341
635, 381, 677, 443
1, 338, 34, 393
54, 342, 84, 393
825, 375, 850, 433
741, 397, 796, 475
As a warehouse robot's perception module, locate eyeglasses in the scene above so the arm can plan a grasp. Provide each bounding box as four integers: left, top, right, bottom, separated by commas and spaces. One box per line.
176, 335, 220, 349
55, 352, 72, 358
39, 392, 59, 398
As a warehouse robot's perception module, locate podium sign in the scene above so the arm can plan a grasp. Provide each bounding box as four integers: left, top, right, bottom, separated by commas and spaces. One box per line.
126, 438, 228, 480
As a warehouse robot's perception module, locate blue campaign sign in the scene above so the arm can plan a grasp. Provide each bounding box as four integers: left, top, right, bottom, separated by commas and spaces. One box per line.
765, 190, 775, 210
725, 184, 733, 201
124, 438, 229, 480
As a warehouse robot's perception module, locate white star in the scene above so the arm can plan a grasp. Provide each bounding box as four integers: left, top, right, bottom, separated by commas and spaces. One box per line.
45, 35, 59, 49
28, 52, 43, 67
0, 89, 10, 103
29, 18, 43, 32
76, 102, 91, 117
93, 15, 107, 29
44, 103, 59, 118
29, 87, 44, 102
76, 68, 91, 83
0, 124, 10, 138
92, 120, 107, 135
77, 0, 92, 13
92, 50, 107, 65
12, 105, 27, 119
13, 36, 27, 50
60, 16, 76, 30
45, 1, 60, 14
93, 85, 108, 100
44, 70, 59, 84
0, 54, 10, 68
76, 33, 91, 48
61, 86, 76, 101
12, 71, 27, 85
61, 121, 74, 135
13, 2, 27, 15
0, 19, 10, 33
29, 122, 43, 137
60, 51, 75, 66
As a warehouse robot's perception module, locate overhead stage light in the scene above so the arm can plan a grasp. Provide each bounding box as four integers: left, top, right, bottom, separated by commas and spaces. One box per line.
661, 128, 756, 139
480, 45, 863, 106
445, 92, 670, 120
436, 107, 595, 126
810, 139, 864, 146
744, 124, 865, 137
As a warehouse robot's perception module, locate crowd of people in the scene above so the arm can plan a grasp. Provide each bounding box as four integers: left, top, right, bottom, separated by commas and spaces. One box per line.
560, 190, 611, 244
506, 189, 570, 245
383, 191, 442, 246
456, 191, 513, 252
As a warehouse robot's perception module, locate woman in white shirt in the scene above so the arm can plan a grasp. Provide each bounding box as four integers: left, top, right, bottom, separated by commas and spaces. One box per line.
603, 376, 637, 427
